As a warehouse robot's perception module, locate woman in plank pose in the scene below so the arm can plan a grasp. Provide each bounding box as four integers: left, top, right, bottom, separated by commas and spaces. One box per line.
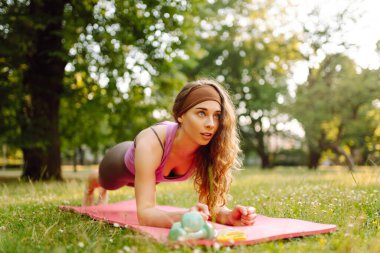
83, 79, 256, 228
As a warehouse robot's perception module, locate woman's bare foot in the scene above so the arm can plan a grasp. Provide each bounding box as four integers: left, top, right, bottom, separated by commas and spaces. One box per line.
97, 187, 108, 205
82, 172, 108, 206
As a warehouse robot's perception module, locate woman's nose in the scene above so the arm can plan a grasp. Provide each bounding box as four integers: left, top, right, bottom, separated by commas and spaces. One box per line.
205, 116, 215, 129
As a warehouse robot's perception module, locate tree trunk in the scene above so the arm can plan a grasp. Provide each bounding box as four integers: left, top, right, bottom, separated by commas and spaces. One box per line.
78, 146, 85, 165
21, 0, 66, 181
361, 148, 370, 166
307, 143, 322, 170
258, 151, 271, 168
2, 144, 7, 171
307, 149, 321, 169
255, 122, 271, 168
331, 144, 355, 171
352, 147, 368, 166
73, 149, 77, 173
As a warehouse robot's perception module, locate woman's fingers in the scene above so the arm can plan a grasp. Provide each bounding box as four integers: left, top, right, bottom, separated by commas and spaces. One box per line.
233, 205, 254, 215
196, 203, 210, 215
242, 213, 256, 220
190, 203, 210, 220
241, 213, 256, 224
247, 207, 256, 214
232, 205, 257, 226
234, 205, 246, 215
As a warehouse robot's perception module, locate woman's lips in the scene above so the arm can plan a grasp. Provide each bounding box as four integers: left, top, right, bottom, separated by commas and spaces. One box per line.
200, 132, 213, 140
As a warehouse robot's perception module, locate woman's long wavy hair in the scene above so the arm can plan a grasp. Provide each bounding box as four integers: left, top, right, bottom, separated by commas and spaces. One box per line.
172, 79, 242, 216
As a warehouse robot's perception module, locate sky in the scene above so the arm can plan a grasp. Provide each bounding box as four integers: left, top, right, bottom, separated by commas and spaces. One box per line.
292, 0, 380, 83
343, 0, 380, 69
289, 0, 380, 90
280, 0, 380, 137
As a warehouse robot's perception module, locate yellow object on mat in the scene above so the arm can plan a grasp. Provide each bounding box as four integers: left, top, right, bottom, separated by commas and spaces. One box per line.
216, 230, 248, 242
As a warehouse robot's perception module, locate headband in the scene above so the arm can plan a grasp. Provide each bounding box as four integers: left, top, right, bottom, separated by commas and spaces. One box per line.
178, 85, 222, 116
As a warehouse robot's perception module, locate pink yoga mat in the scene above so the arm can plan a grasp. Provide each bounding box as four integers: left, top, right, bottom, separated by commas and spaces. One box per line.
60, 200, 336, 246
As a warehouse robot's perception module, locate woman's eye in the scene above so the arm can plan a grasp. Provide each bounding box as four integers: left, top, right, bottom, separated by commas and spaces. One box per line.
214, 114, 221, 120
198, 111, 205, 117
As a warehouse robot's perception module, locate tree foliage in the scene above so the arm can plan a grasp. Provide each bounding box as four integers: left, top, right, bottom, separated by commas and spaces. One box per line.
288, 54, 380, 169
0, 0, 203, 180
1, 0, 378, 177
180, 0, 302, 167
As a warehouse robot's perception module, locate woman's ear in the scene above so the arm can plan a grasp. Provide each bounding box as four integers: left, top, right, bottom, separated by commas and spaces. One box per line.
177, 115, 183, 123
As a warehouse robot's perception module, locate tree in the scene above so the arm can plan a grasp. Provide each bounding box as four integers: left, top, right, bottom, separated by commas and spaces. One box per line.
283, 2, 367, 169
180, 0, 301, 167
288, 54, 380, 169
0, 0, 202, 180
1, 0, 74, 180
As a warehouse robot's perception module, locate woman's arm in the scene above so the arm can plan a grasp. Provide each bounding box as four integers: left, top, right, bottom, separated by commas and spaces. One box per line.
215, 205, 256, 226
134, 128, 209, 228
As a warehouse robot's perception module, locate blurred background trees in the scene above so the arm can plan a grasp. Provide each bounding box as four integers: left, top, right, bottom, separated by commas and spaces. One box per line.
287, 54, 380, 170
179, 0, 302, 168
1, 0, 197, 180
1, 0, 379, 180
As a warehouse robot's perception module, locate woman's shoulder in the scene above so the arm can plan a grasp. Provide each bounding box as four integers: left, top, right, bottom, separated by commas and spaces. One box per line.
154, 121, 177, 127
152, 121, 177, 134
149, 121, 178, 144
135, 121, 177, 149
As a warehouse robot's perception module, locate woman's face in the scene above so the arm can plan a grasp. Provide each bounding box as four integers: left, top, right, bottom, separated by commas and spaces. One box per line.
178, 100, 222, 146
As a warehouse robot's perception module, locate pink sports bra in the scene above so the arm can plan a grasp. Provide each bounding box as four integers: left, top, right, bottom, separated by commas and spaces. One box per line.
124, 121, 194, 185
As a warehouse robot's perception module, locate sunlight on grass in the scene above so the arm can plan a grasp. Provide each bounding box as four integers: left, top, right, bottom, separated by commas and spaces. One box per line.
0, 167, 379, 252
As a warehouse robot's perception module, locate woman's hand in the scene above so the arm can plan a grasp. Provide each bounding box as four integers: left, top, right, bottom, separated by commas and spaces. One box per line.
226, 205, 256, 226
189, 203, 211, 221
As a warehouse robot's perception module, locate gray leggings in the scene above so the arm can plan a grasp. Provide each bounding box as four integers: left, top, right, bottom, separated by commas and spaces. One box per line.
98, 141, 135, 190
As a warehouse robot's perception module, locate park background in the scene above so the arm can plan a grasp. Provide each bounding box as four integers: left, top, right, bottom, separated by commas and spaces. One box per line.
0, 0, 379, 252
1, 0, 380, 178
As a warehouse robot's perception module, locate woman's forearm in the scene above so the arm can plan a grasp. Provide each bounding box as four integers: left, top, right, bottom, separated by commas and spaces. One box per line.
137, 207, 187, 228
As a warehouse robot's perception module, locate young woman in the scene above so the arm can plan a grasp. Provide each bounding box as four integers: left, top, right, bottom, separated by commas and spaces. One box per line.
83, 80, 256, 228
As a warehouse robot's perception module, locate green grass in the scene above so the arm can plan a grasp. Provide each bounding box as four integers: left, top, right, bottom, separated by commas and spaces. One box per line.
0, 167, 379, 253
